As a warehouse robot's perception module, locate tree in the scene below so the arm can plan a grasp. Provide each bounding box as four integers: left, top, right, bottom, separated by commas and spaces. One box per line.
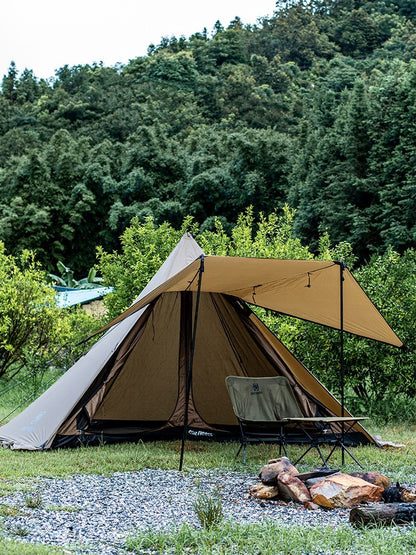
2, 62, 18, 102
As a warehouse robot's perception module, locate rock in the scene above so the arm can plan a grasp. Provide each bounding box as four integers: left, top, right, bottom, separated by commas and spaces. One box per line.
277, 470, 311, 503
260, 457, 298, 485
305, 473, 341, 489
249, 483, 280, 500
310, 473, 383, 509
303, 500, 321, 510
349, 472, 391, 491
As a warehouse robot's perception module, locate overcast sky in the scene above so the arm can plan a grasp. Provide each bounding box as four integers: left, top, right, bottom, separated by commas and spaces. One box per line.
0, 0, 277, 81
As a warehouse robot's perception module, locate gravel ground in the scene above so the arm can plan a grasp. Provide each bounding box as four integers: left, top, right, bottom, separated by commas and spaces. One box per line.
0, 469, 354, 553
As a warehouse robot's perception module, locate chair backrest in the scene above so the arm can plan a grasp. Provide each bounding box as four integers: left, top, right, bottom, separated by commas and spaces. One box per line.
225, 375, 304, 422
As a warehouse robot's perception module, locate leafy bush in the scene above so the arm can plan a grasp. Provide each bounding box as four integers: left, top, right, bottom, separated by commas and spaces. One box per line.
0, 242, 102, 381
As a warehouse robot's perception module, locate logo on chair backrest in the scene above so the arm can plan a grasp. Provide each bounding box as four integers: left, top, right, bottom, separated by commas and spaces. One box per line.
251, 383, 262, 395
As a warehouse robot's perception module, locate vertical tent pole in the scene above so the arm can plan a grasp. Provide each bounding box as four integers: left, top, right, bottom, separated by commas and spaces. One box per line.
179, 255, 205, 471
340, 261, 345, 465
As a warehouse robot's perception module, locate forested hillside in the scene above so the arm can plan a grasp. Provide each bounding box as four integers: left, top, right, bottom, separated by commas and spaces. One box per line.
1, 0, 415, 272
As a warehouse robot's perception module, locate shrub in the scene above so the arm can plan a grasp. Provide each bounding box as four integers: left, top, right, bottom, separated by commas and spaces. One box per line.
0, 242, 101, 381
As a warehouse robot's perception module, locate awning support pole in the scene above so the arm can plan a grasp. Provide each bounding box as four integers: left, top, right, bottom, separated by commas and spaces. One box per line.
340, 261, 345, 465
179, 255, 205, 471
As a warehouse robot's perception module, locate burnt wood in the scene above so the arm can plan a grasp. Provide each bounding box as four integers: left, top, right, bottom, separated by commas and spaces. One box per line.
350, 503, 416, 527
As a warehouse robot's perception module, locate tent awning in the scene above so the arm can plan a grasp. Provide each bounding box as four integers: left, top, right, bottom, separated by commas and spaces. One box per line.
96, 255, 402, 347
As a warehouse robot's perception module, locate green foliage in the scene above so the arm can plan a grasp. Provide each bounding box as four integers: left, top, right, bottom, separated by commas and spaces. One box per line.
0, 243, 63, 378
48, 260, 103, 289
24, 490, 43, 508
192, 488, 224, 529
126, 519, 416, 555
0, 4, 414, 272
98, 212, 413, 407
0, 242, 102, 381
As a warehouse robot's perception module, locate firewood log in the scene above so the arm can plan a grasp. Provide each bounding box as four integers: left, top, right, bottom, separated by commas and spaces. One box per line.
350, 503, 416, 527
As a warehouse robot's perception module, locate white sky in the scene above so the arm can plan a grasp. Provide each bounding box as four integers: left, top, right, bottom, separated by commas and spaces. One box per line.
0, 0, 277, 81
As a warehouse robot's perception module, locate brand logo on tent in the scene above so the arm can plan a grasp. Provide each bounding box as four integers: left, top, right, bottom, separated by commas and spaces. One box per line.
251, 383, 262, 395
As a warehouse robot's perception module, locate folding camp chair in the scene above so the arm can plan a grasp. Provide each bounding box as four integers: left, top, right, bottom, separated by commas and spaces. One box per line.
225, 375, 368, 466
225, 375, 316, 464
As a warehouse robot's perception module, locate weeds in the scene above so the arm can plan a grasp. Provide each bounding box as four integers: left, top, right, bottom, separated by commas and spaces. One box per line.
12, 524, 29, 537
192, 488, 224, 529
23, 490, 42, 508
45, 504, 82, 513
0, 503, 25, 517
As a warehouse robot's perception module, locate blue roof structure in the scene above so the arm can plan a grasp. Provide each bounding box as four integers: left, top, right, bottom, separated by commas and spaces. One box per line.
54, 287, 113, 309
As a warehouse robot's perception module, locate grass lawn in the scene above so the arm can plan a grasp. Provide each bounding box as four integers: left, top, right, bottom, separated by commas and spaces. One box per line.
0, 423, 414, 553
0, 423, 414, 481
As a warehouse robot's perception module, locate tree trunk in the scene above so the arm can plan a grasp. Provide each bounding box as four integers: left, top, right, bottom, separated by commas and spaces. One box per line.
350, 503, 416, 527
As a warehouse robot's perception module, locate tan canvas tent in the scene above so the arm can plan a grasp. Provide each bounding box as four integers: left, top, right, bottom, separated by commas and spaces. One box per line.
0, 234, 402, 452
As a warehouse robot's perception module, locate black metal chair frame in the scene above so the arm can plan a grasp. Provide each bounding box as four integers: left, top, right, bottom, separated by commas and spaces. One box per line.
226, 376, 368, 467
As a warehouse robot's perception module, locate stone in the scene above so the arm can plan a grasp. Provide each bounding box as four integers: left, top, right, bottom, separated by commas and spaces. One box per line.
249, 483, 280, 500
277, 470, 311, 503
260, 457, 298, 485
303, 500, 321, 510
310, 473, 383, 509
349, 472, 391, 491
305, 473, 341, 489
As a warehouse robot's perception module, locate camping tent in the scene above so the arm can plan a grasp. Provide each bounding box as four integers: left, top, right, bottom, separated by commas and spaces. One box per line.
0, 234, 402, 452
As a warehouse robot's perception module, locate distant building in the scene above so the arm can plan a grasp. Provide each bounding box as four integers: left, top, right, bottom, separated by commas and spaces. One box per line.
54, 286, 113, 317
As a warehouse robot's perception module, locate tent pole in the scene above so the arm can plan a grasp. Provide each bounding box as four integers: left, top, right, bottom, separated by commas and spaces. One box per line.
340, 261, 345, 465
179, 255, 205, 471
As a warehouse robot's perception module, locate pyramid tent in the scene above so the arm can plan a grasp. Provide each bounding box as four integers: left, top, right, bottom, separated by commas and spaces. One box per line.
0, 234, 402, 451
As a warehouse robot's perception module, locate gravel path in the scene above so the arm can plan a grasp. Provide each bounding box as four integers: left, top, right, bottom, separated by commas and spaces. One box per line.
1, 469, 352, 553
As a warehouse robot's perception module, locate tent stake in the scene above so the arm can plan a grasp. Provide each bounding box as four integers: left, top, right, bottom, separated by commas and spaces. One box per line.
179, 255, 205, 471
340, 261, 345, 465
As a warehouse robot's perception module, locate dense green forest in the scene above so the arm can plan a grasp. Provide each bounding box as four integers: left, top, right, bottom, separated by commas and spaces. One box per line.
1, 0, 415, 272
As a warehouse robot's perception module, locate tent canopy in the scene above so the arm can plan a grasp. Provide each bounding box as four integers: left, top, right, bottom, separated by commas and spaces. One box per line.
99, 248, 402, 347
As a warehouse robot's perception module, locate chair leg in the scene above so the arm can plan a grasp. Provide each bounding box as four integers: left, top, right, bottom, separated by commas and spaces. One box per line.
281, 441, 289, 459
235, 440, 247, 464
294, 443, 328, 468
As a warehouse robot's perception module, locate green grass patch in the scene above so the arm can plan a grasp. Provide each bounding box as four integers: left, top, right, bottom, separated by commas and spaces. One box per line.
126, 520, 416, 554
0, 423, 413, 482
0, 503, 26, 517
45, 504, 83, 513
0, 537, 63, 553
0, 424, 413, 553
